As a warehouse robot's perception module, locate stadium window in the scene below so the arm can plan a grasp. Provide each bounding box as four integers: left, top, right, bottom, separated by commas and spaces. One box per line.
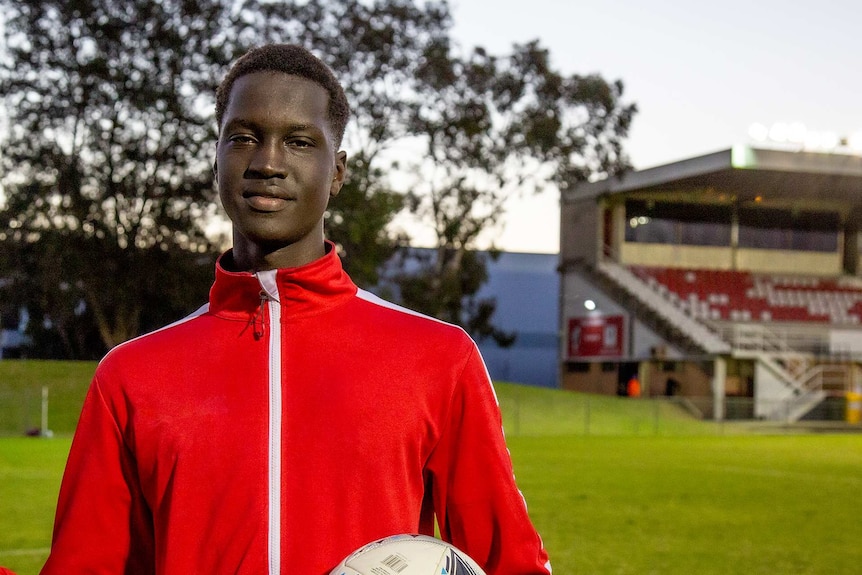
791, 211, 840, 252
625, 200, 731, 246
738, 207, 791, 250
738, 207, 838, 252
793, 229, 837, 252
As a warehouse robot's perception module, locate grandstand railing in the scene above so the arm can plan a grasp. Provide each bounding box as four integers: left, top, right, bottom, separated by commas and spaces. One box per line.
596, 259, 731, 354
497, 394, 857, 436
711, 322, 832, 356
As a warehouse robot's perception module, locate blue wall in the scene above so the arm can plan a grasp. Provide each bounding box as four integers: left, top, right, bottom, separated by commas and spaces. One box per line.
375, 249, 560, 388
473, 252, 559, 388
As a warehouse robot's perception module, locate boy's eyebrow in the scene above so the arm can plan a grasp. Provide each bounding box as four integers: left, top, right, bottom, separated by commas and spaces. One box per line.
224, 118, 256, 130
223, 118, 322, 134
225, 118, 320, 132
284, 123, 319, 134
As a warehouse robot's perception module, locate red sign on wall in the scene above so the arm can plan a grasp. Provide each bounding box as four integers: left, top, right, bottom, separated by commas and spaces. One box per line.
568, 315, 624, 358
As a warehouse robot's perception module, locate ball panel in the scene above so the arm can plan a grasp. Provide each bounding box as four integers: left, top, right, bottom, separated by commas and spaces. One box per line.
445, 548, 483, 575
329, 534, 487, 575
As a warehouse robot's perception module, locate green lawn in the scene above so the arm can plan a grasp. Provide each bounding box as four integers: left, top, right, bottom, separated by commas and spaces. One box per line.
1, 362, 861, 574
0, 437, 67, 574
0, 360, 95, 436
510, 434, 862, 575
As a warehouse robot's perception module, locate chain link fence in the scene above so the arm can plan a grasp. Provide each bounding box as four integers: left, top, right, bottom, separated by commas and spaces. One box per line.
0, 386, 45, 436
497, 387, 858, 437
1, 373, 858, 438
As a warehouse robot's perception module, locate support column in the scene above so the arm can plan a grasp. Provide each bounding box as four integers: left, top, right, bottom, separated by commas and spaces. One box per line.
713, 357, 726, 421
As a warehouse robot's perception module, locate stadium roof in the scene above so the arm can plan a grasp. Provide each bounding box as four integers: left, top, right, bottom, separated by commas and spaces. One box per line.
564, 145, 862, 209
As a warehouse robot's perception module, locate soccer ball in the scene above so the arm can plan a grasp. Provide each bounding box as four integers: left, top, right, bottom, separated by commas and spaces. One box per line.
329, 533, 487, 575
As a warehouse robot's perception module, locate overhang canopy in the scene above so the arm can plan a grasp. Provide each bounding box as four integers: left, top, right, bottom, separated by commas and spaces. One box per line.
564, 146, 862, 209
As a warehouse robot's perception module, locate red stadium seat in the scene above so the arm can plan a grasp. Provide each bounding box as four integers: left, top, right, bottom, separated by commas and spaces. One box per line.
631, 266, 862, 325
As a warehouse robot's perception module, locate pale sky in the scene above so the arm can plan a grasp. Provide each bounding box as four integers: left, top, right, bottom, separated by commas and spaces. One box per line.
3, 4, 860, 256
447, 0, 862, 253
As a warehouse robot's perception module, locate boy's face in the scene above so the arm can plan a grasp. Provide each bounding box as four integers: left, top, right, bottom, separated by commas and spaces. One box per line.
216, 71, 346, 269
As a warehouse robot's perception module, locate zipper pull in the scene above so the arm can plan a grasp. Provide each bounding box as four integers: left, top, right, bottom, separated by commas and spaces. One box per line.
253, 290, 267, 339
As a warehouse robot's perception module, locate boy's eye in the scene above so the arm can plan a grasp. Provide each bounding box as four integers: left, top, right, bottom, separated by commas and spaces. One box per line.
229, 134, 256, 144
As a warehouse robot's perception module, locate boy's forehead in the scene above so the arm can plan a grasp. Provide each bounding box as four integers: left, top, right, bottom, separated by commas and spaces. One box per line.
220, 72, 334, 141
224, 72, 328, 119
232, 71, 327, 102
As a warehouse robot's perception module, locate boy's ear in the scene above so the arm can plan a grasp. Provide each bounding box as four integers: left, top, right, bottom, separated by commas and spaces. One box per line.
212, 161, 218, 177
329, 151, 347, 198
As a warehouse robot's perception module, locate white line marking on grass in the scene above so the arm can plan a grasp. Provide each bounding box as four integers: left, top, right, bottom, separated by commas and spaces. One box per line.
0, 547, 50, 557
696, 464, 862, 485
0, 469, 56, 479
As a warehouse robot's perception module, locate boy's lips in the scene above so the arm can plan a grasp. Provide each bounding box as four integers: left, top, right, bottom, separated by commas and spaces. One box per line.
242, 185, 295, 212
245, 195, 291, 212
243, 189, 295, 212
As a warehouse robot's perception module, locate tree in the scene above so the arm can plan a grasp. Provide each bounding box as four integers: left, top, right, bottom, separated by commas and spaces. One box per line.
0, 0, 636, 356
392, 39, 636, 343
245, 0, 451, 287
326, 152, 407, 288
0, 0, 448, 354
0, 0, 252, 354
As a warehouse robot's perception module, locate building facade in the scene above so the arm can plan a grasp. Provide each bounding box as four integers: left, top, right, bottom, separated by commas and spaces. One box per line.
559, 145, 862, 420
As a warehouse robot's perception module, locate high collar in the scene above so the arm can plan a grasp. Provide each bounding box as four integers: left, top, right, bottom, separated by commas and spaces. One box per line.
208, 242, 357, 320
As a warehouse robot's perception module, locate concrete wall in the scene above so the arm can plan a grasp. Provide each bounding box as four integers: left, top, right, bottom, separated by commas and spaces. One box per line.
560, 199, 599, 266
619, 242, 842, 276
560, 270, 685, 362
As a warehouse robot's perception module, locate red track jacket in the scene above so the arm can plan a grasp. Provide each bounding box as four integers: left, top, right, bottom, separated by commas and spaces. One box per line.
41, 246, 551, 575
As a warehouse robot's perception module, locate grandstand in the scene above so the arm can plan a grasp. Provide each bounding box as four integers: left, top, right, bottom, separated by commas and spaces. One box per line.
559, 145, 862, 421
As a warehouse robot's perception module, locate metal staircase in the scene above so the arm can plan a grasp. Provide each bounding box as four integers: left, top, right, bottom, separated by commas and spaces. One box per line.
752, 354, 848, 420
722, 324, 851, 420
593, 260, 731, 354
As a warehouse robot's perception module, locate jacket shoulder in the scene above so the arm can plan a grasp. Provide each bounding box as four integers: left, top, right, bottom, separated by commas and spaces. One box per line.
98, 303, 210, 371
353, 289, 475, 347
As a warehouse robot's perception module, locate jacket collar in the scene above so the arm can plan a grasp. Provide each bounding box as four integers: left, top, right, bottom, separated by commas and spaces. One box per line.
208, 242, 357, 320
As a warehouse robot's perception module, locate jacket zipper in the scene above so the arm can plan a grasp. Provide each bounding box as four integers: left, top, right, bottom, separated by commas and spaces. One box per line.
256, 270, 282, 575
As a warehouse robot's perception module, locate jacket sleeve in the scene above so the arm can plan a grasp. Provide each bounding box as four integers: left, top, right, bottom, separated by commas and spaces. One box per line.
41, 374, 154, 575
427, 341, 552, 575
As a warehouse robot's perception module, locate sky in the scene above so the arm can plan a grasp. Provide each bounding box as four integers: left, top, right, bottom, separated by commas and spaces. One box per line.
3, 3, 860, 255
446, 0, 862, 254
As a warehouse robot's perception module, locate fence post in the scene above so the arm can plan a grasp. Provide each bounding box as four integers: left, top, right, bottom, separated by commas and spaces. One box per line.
713, 357, 727, 421
41, 385, 53, 437
584, 395, 591, 436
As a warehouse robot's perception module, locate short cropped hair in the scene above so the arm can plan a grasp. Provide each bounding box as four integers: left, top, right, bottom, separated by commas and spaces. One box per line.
215, 44, 350, 146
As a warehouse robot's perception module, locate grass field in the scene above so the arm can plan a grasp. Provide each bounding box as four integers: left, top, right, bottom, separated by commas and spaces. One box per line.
0, 361, 95, 436
511, 434, 862, 575
1, 361, 861, 574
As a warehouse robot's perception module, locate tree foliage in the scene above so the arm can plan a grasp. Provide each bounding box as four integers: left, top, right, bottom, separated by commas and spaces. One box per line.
0, 0, 246, 354
392, 39, 636, 344
0, 0, 447, 356
0, 0, 636, 357
247, 0, 451, 286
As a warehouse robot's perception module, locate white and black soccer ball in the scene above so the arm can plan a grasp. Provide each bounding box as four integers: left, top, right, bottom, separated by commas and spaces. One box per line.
329, 533, 487, 575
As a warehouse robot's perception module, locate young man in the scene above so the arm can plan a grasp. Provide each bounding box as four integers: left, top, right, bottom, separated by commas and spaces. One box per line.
41, 44, 551, 575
